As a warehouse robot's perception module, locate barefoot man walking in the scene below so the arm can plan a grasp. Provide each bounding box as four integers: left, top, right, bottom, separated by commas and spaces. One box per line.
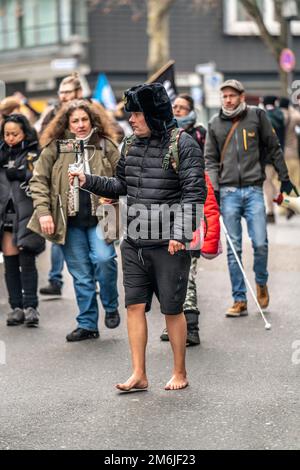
69, 83, 206, 391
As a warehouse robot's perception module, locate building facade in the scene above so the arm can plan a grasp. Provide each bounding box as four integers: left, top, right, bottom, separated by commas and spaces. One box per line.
1, 0, 300, 101
0, 0, 90, 97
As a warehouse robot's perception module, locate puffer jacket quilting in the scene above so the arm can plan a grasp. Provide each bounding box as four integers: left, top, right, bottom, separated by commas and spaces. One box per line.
84, 129, 207, 247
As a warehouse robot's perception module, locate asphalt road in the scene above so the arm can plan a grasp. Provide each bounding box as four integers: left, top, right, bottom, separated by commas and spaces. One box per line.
0, 214, 299, 450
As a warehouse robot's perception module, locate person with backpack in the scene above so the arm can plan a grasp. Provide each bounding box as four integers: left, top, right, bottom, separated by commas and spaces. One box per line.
28, 100, 121, 341
279, 97, 300, 219
69, 83, 207, 391
160, 93, 220, 346
0, 114, 45, 327
205, 79, 293, 317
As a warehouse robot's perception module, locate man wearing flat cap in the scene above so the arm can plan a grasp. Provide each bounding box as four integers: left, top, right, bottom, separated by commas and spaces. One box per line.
69, 83, 207, 391
205, 79, 293, 317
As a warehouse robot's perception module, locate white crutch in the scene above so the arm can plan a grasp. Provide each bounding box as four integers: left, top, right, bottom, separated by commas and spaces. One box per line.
220, 217, 271, 330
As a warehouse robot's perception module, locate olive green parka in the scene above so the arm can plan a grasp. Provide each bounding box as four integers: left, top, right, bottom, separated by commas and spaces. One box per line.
27, 130, 120, 244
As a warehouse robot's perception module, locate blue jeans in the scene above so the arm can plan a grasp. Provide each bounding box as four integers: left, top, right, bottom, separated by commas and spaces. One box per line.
220, 186, 268, 302
49, 243, 64, 286
62, 225, 118, 331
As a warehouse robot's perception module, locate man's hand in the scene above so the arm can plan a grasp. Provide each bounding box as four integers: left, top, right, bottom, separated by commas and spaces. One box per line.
68, 171, 86, 187
100, 197, 113, 204
39, 215, 55, 235
168, 240, 186, 255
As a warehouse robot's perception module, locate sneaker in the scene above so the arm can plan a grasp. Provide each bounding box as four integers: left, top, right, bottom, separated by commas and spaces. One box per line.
39, 281, 62, 296
7, 308, 25, 326
256, 284, 269, 309
104, 310, 120, 329
226, 301, 248, 317
24, 307, 39, 327
66, 328, 99, 342
160, 327, 169, 341
266, 213, 275, 224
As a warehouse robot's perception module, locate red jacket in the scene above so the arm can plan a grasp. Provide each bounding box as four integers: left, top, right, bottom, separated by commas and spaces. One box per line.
190, 172, 221, 258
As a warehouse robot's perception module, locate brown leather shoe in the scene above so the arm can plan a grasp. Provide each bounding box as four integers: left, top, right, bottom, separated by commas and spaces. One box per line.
226, 301, 248, 317
256, 284, 269, 308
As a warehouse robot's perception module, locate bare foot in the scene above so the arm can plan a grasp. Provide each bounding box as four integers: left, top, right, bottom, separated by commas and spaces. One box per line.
164, 374, 189, 391
116, 374, 148, 392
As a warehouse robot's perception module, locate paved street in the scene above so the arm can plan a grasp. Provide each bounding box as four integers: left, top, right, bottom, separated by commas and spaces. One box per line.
0, 214, 299, 450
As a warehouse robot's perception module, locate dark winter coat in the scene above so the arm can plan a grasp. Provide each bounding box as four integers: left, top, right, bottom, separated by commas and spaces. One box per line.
83, 128, 207, 248
0, 140, 45, 254
205, 106, 289, 191
265, 107, 285, 150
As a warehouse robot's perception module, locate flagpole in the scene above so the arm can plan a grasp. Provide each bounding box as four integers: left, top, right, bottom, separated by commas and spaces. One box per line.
114, 59, 177, 111
146, 60, 175, 83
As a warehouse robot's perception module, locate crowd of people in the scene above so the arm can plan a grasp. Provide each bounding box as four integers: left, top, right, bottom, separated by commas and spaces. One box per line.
0, 72, 297, 390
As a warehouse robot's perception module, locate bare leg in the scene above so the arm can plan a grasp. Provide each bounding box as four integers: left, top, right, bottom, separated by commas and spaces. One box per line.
2, 232, 19, 256
164, 313, 189, 390
116, 303, 149, 391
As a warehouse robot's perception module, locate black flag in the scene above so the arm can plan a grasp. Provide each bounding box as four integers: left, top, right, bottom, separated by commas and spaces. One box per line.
147, 60, 177, 102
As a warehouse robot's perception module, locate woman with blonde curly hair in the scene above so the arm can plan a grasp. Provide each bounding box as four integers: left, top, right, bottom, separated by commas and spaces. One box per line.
28, 100, 121, 341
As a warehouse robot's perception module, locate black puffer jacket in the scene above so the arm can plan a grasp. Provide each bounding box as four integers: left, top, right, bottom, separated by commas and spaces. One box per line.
0, 140, 45, 254
84, 128, 207, 248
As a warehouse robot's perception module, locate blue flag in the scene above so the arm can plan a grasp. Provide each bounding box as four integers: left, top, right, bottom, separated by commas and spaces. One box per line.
93, 73, 117, 111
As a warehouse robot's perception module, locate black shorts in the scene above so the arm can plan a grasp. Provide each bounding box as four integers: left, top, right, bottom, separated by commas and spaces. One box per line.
120, 240, 191, 315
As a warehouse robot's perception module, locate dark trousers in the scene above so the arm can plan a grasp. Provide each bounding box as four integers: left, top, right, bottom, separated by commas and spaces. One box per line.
4, 252, 38, 309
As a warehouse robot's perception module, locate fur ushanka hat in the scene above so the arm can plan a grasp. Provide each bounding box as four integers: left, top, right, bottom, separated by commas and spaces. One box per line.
123, 82, 174, 134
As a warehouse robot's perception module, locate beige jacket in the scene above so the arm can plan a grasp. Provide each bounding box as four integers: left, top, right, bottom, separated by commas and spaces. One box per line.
27, 130, 120, 244
282, 106, 300, 161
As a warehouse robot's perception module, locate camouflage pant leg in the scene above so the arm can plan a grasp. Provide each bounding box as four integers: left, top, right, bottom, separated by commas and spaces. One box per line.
183, 256, 199, 313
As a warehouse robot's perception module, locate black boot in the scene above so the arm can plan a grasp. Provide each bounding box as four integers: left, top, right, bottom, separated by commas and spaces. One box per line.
66, 328, 99, 342
3, 255, 23, 310
39, 281, 62, 296
184, 309, 200, 346
105, 309, 120, 329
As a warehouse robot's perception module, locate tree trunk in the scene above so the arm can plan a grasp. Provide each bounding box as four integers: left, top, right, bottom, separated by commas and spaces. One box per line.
147, 0, 175, 75
240, 0, 290, 95
279, 67, 289, 96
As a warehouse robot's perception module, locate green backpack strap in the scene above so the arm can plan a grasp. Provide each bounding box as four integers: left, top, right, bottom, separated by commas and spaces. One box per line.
123, 134, 136, 157
162, 127, 184, 174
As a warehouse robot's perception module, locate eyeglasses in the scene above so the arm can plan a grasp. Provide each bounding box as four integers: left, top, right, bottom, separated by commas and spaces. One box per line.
58, 89, 76, 96
172, 104, 190, 112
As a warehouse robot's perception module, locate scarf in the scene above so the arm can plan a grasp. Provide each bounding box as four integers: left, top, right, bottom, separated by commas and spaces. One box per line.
222, 102, 247, 119
68, 129, 96, 217
76, 128, 96, 175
